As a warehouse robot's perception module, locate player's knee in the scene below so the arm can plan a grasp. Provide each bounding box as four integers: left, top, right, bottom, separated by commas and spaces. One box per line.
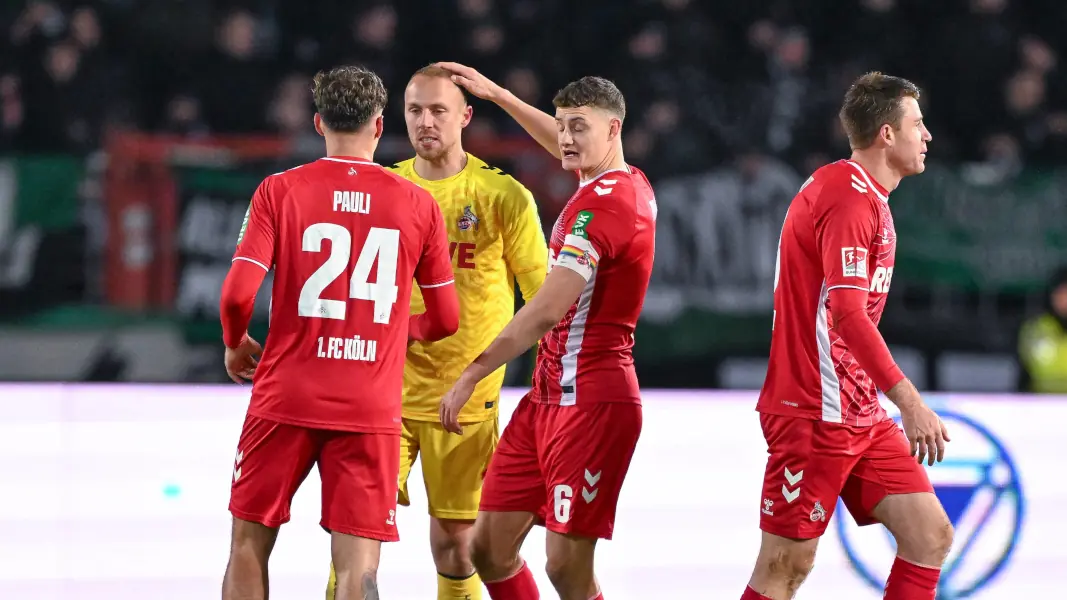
469, 533, 508, 579
229, 518, 276, 563
900, 515, 954, 564
431, 521, 474, 572
936, 521, 955, 556
430, 529, 462, 560
544, 534, 595, 594
544, 556, 580, 591
761, 544, 815, 590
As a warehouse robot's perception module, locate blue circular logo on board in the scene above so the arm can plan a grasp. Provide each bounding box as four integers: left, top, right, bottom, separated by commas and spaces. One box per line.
835, 410, 1024, 599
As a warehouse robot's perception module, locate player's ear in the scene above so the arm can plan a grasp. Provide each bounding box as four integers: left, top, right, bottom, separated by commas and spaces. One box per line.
374, 114, 384, 140
461, 104, 473, 129
608, 117, 622, 141
879, 123, 894, 146
313, 113, 325, 137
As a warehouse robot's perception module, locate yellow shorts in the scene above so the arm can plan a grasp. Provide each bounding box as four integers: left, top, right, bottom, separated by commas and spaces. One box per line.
398, 417, 499, 520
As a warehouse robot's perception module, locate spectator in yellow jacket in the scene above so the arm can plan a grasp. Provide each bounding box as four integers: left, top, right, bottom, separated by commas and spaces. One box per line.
1019, 267, 1067, 393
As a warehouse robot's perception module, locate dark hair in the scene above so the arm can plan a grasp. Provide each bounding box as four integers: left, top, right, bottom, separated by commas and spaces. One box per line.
312, 65, 388, 133
839, 71, 921, 150
552, 76, 626, 121
409, 64, 467, 104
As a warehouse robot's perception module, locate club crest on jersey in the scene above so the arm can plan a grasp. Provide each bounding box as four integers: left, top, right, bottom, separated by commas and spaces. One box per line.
841, 247, 869, 278
457, 205, 479, 231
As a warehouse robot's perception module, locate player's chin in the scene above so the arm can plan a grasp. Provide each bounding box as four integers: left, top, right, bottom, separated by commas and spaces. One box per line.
415, 145, 443, 161
560, 153, 581, 171
913, 155, 927, 174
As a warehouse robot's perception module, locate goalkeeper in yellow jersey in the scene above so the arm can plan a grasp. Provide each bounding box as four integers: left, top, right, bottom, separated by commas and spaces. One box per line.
326, 65, 548, 600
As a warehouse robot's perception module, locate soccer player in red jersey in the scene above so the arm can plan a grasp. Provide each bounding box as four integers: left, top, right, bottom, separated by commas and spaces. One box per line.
437, 62, 656, 600
741, 72, 952, 600
218, 65, 460, 600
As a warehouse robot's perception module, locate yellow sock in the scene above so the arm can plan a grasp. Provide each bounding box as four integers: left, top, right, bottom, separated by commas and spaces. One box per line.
438, 571, 482, 600
326, 562, 337, 600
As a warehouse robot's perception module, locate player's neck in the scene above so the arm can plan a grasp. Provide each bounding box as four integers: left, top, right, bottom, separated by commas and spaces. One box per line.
413, 147, 468, 181
849, 150, 901, 193
579, 146, 627, 183
324, 135, 376, 162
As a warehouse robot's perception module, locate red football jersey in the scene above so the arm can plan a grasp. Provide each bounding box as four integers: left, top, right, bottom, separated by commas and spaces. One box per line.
531, 166, 657, 406
758, 160, 896, 426
233, 157, 454, 433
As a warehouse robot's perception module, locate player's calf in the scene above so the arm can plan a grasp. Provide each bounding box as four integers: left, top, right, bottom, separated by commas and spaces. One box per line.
432, 518, 481, 600
745, 532, 818, 600
545, 531, 600, 600
331, 532, 383, 600
222, 517, 279, 600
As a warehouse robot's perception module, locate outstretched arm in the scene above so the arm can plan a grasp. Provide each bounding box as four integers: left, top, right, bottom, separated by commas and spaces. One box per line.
438, 265, 586, 433
435, 61, 561, 159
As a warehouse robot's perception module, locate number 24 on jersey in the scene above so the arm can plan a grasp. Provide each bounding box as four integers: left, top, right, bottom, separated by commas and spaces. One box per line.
297, 223, 400, 324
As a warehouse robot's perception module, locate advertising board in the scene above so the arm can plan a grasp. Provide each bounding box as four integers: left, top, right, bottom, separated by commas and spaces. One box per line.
0, 385, 1061, 599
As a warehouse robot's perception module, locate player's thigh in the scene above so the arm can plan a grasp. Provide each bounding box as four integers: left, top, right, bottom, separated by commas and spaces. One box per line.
421, 418, 499, 516
757, 413, 863, 539
228, 414, 320, 528
397, 419, 420, 508
539, 402, 642, 540
480, 396, 544, 516
420, 417, 499, 520
318, 430, 401, 542
840, 418, 943, 533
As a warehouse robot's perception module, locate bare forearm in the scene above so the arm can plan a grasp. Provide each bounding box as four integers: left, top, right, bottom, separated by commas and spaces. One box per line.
497, 90, 561, 159
885, 377, 921, 410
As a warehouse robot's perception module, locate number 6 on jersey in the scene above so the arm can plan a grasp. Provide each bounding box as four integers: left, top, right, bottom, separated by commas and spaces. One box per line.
298, 223, 400, 324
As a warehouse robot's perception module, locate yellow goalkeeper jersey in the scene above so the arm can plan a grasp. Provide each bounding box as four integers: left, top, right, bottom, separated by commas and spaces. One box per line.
389, 153, 548, 423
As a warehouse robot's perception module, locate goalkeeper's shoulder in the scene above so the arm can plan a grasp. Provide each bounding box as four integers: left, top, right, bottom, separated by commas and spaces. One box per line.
385, 157, 416, 179
468, 154, 535, 207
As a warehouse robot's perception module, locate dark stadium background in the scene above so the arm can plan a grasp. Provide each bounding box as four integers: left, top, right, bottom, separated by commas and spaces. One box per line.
2, 0, 1066, 391
0, 2, 1059, 599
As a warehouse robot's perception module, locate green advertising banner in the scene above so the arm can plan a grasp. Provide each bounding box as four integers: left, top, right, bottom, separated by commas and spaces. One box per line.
7, 154, 1066, 365
638, 160, 1067, 359
891, 164, 1067, 292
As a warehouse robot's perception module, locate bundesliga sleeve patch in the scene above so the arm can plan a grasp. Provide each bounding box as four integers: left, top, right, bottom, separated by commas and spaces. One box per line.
841, 247, 869, 278
555, 234, 600, 281
570, 210, 594, 239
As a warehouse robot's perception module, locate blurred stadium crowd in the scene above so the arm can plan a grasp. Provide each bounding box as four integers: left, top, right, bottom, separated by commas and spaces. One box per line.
4, 0, 1067, 390
4, 0, 1067, 178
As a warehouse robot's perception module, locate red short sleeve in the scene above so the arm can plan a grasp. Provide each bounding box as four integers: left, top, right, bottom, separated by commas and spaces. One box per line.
414, 189, 455, 288
553, 192, 634, 281
813, 177, 878, 292
232, 177, 277, 272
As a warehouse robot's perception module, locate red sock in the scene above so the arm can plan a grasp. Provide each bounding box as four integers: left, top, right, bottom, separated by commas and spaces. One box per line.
740, 586, 773, 600
883, 556, 941, 600
485, 561, 539, 600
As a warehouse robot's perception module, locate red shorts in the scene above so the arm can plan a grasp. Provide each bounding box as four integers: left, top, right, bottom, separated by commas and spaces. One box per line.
758, 413, 933, 539
480, 395, 642, 540
228, 414, 400, 542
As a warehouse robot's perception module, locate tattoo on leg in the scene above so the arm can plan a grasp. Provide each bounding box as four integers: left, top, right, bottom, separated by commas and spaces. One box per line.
361, 570, 379, 600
